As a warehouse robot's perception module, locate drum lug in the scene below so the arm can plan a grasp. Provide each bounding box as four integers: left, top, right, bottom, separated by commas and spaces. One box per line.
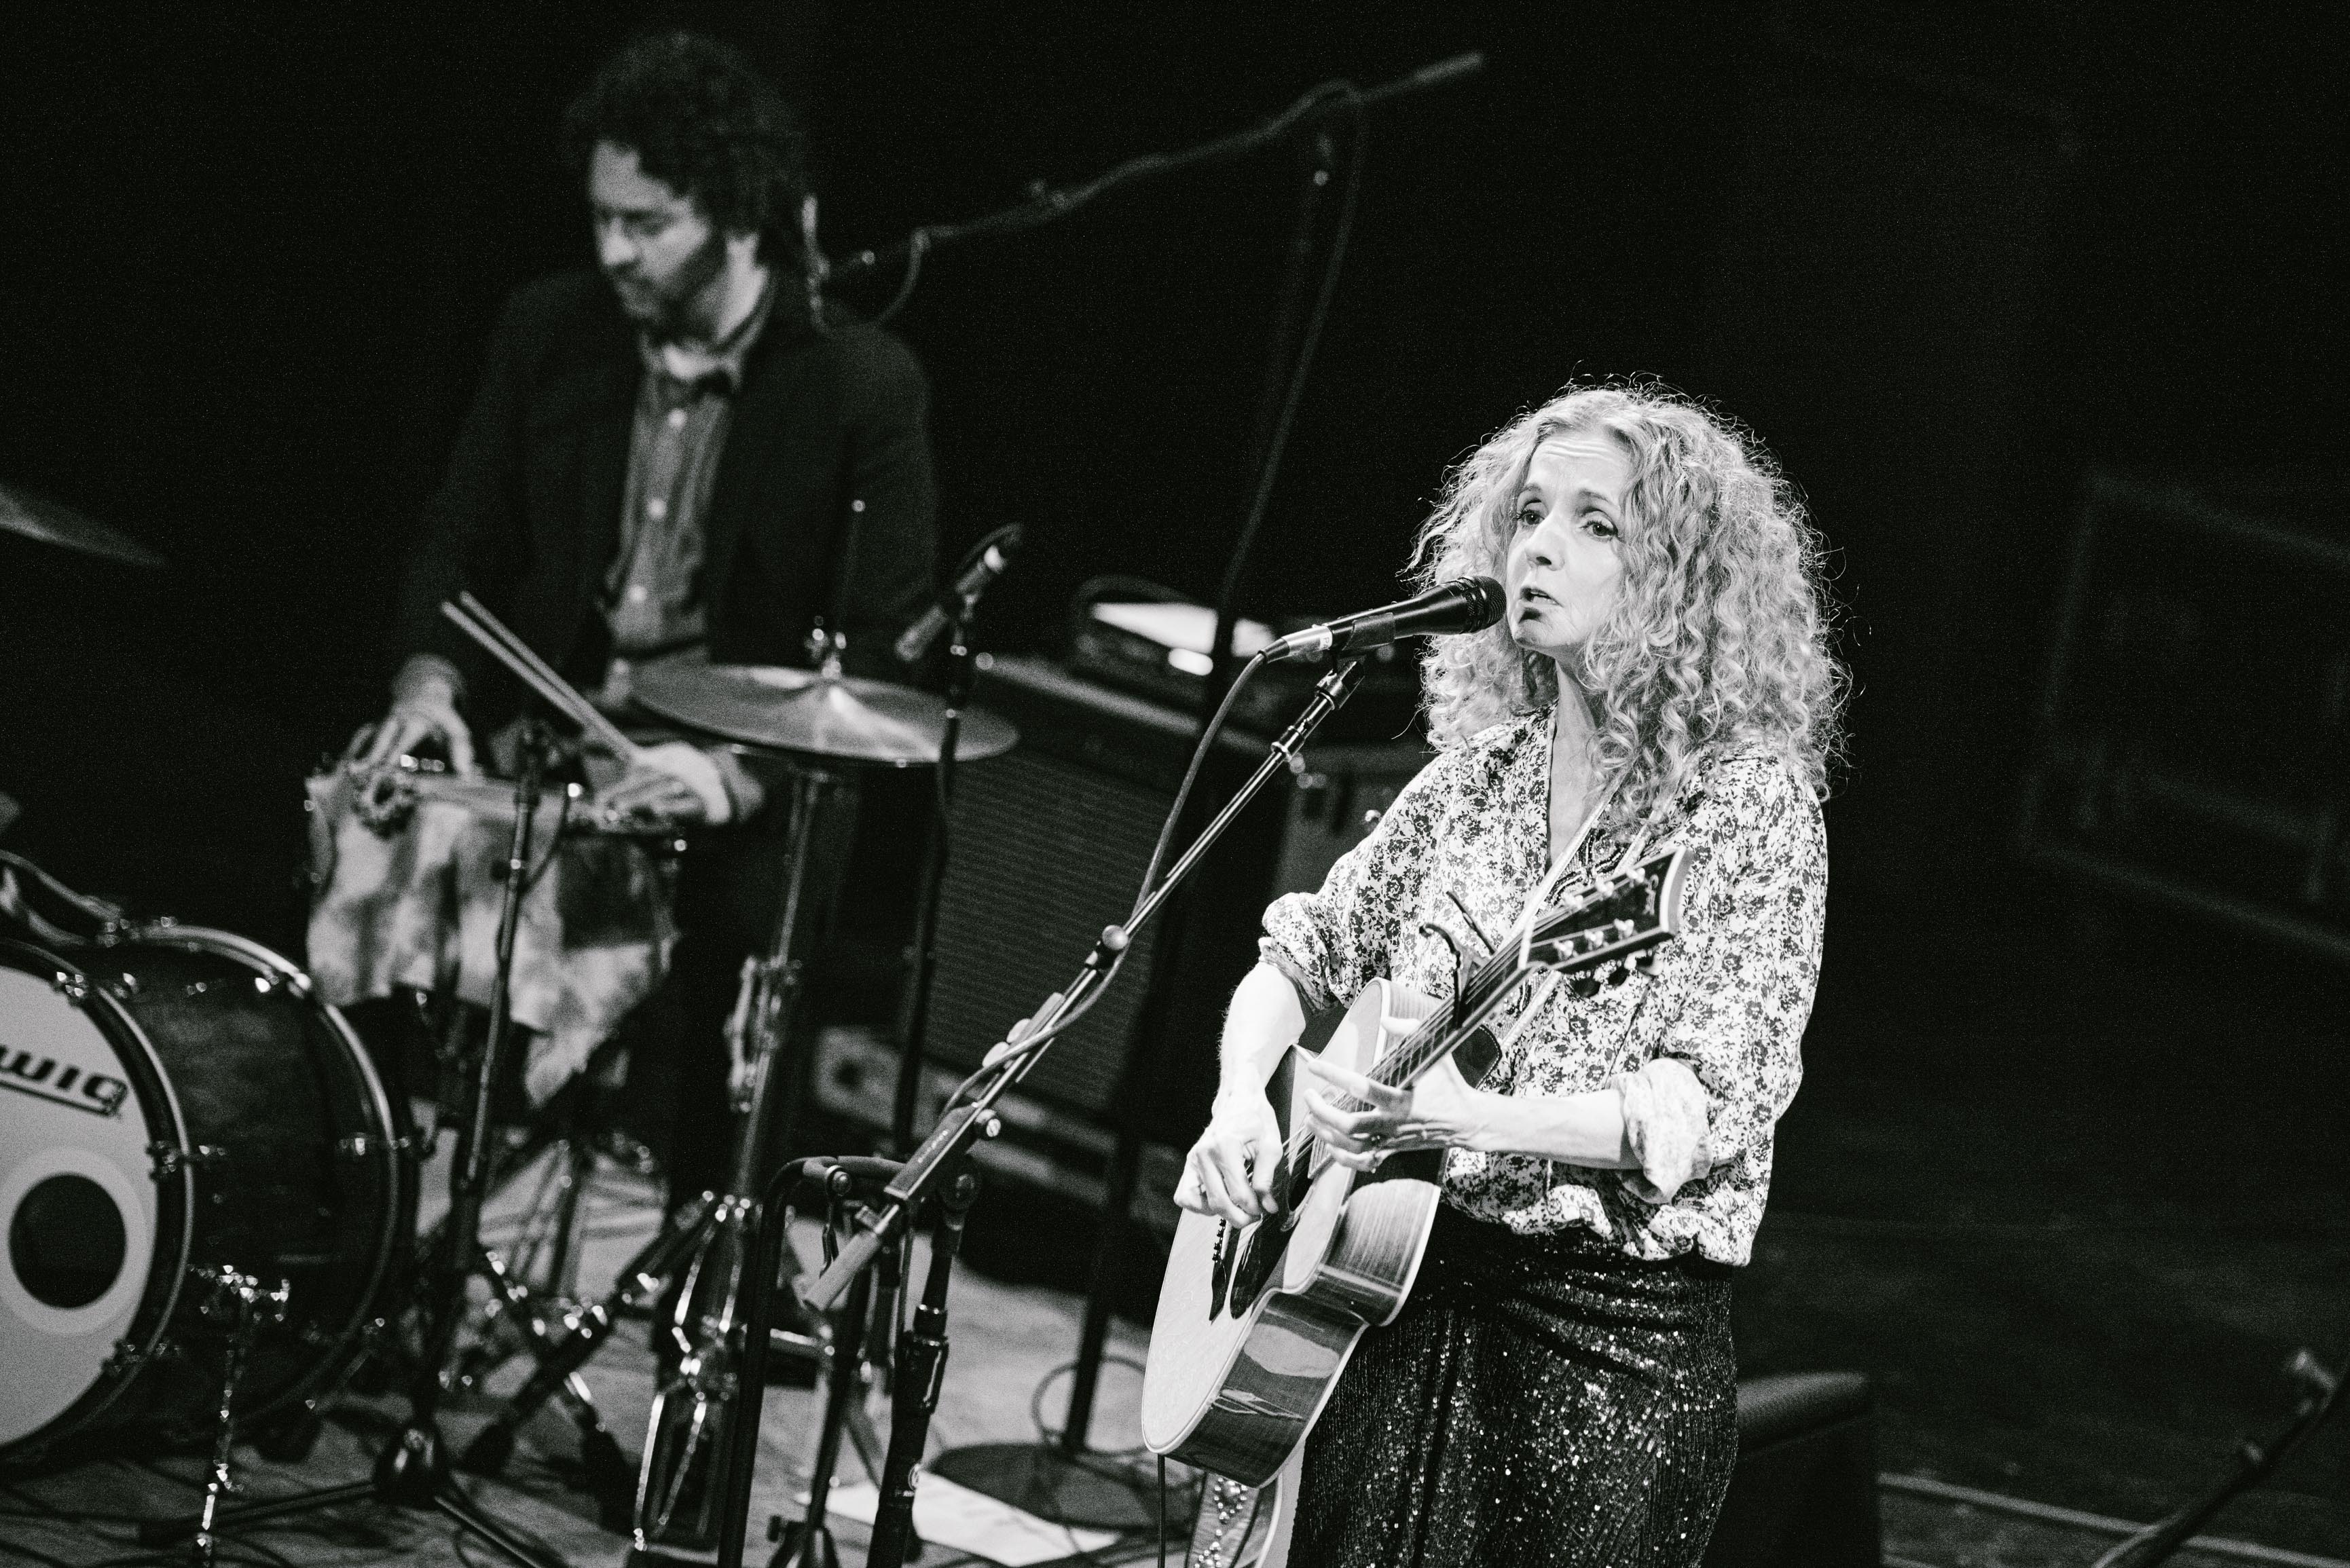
337, 1131, 424, 1162
149, 1142, 230, 1180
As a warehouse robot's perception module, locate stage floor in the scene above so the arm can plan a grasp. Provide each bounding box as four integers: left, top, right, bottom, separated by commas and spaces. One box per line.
1, 1118, 2343, 1568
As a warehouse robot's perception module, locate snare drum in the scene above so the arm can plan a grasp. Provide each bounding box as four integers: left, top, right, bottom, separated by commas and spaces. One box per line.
0, 927, 414, 1463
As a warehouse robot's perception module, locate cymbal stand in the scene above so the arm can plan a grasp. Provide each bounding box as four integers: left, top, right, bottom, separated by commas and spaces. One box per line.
629, 764, 839, 1552
187, 1267, 290, 1568
143, 723, 568, 1568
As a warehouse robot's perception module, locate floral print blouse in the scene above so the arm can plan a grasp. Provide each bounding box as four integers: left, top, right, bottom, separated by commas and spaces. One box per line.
1260, 709, 1826, 1266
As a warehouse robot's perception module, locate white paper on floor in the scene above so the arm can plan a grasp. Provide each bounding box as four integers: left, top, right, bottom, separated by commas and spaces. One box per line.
808, 1474, 1120, 1566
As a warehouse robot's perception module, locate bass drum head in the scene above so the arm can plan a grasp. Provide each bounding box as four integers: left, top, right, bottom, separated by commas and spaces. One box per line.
0, 940, 187, 1454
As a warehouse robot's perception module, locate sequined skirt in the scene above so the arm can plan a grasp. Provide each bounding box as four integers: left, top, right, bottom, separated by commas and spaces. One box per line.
1291, 1202, 1738, 1568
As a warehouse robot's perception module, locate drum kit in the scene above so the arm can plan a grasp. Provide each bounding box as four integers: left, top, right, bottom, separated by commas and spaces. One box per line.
0, 482, 1021, 1565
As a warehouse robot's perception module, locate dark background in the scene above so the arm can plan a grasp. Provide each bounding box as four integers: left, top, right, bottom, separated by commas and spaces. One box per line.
3, 0, 2346, 1550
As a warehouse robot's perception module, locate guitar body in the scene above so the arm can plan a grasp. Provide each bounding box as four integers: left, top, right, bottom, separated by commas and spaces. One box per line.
1141, 979, 1452, 1489
1141, 846, 1687, 1528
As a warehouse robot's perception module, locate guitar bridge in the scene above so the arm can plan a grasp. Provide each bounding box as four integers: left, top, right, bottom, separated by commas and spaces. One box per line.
1209, 1220, 1234, 1318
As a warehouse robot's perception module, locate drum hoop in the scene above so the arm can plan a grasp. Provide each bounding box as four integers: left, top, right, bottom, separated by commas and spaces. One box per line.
0, 937, 196, 1460
100, 925, 411, 1419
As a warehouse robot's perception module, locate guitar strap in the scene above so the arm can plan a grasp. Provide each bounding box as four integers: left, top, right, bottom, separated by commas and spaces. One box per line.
1497, 715, 1685, 1068
1499, 772, 1623, 1060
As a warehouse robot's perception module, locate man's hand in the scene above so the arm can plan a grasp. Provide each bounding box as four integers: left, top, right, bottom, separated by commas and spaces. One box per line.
1175, 1087, 1286, 1225
602, 741, 733, 826
350, 669, 475, 774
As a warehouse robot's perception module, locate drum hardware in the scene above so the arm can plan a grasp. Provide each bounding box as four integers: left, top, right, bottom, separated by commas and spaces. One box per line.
187, 1267, 291, 1568
1, 906, 411, 1471
433, 1080, 634, 1404
147, 1142, 229, 1179
141, 724, 566, 1568
452, 1239, 638, 1530
613, 639, 1023, 1557
627, 764, 843, 1553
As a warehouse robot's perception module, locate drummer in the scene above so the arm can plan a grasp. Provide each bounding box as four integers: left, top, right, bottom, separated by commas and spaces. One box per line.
352, 32, 938, 1205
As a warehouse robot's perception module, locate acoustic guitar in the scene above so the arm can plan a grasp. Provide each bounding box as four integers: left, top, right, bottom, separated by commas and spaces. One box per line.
1141, 846, 1688, 1562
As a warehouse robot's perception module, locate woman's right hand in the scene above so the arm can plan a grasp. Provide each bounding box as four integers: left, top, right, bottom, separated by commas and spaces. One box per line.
1175, 1087, 1285, 1226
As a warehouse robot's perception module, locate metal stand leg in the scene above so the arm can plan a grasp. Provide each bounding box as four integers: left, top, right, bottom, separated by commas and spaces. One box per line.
864, 1165, 978, 1568
186, 1269, 290, 1568
715, 1156, 915, 1568
768, 1237, 872, 1568
460, 1195, 718, 1527
633, 767, 839, 1554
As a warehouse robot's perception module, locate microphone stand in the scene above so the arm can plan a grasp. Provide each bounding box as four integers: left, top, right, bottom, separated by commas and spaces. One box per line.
822, 52, 1484, 295
763, 658, 1369, 1568
890, 604, 975, 1154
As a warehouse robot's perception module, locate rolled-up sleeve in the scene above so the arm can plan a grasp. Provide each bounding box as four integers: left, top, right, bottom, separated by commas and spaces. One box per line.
1645, 760, 1826, 1172
1260, 750, 1456, 1014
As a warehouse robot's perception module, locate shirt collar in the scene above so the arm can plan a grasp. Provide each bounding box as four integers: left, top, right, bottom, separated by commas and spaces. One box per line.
640, 267, 776, 393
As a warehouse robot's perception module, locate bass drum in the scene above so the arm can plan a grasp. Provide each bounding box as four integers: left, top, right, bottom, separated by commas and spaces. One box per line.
0, 928, 413, 1464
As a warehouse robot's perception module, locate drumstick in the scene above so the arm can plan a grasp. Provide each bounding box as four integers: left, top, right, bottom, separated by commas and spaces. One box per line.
440, 597, 644, 762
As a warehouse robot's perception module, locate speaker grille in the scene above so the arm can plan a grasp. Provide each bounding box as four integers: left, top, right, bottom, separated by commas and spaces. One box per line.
921, 750, 1169, 1117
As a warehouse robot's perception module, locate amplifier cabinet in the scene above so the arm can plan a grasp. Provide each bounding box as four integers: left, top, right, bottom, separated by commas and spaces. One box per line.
2019, 473, 2350, 962
917, 654, 1429, 1147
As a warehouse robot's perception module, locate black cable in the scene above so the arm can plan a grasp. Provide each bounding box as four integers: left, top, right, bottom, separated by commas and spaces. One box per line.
1028, 1353, 1152, 1458
1157, 1453, 1170, 1568
1207, 92, 1367, 677
873, 228, 931, 324
1137, 654, 1266, 914
518, 783, 572, 896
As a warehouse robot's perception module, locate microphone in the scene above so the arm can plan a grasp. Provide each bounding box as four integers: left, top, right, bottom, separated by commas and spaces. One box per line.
1260, 576, 1506, 664
894, 526, 1023, 665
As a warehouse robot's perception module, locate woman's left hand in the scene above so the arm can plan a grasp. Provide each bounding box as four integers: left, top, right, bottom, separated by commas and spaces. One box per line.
1301, 1052, 1492, 1171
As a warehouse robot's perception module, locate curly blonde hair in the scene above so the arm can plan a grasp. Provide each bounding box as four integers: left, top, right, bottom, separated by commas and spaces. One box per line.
1412, 382, 1843, 834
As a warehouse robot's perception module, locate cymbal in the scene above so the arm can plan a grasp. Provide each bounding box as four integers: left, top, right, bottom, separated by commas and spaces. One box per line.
631, 662, 1020, 767
0, 482, 166, 569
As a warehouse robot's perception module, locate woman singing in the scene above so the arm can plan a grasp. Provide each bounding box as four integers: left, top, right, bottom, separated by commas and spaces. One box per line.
1175, 383, 1843, 1567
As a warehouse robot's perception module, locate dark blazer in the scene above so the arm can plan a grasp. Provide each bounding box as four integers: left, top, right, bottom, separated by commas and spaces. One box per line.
392, 269, 937, 721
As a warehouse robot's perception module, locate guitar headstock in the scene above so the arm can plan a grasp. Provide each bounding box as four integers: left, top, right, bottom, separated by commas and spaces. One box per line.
1524, 845, 1687, 992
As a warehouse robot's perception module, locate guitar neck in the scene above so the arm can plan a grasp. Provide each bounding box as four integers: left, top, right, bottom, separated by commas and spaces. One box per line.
1365, 950, 1526, 1093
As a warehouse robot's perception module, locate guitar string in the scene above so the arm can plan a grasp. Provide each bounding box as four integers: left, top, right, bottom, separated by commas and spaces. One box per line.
1270, 859, 1657, 1183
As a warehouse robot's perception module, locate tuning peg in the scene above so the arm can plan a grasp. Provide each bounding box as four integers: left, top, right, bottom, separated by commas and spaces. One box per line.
1604, 963, 1630, 986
